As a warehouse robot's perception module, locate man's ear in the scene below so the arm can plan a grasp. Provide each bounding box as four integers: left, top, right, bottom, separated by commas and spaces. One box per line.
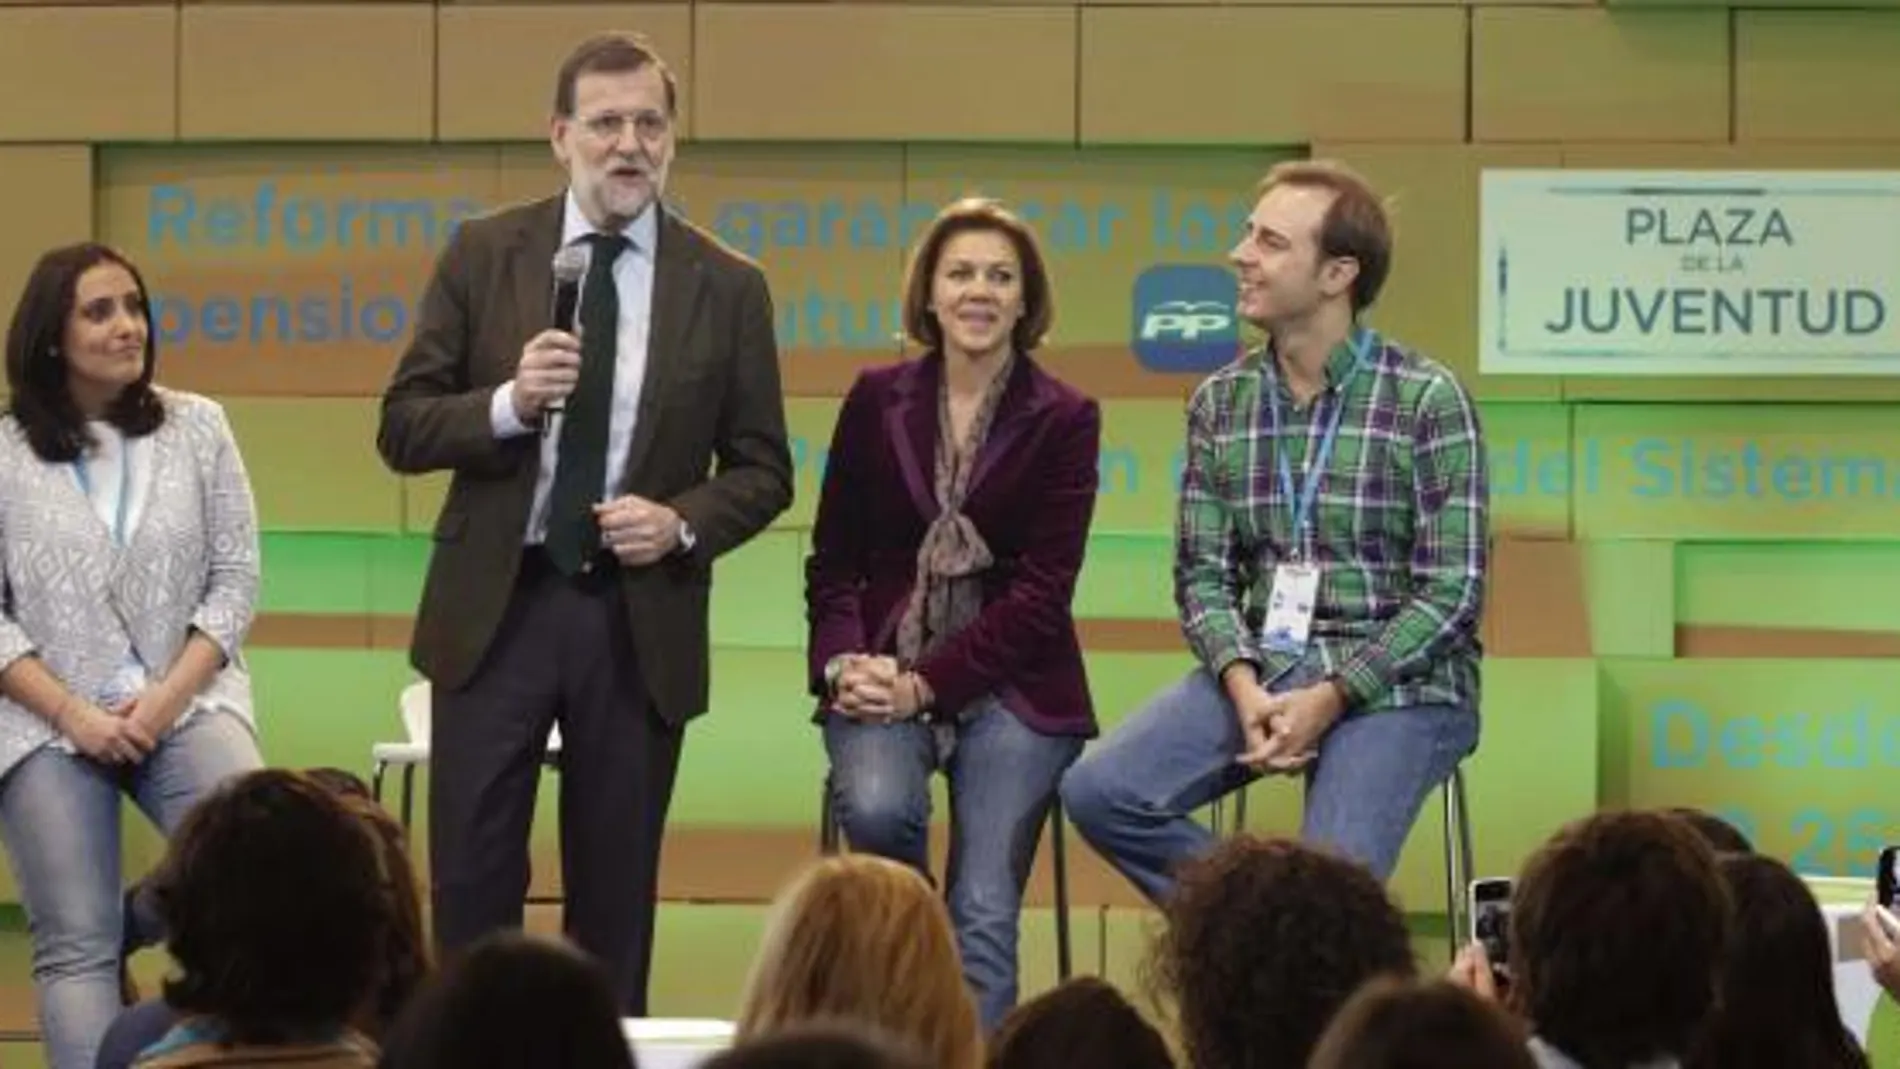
1321, 255, 1361, 300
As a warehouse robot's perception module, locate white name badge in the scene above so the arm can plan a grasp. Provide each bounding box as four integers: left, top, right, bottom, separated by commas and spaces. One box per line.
1261, 562, 1320, 654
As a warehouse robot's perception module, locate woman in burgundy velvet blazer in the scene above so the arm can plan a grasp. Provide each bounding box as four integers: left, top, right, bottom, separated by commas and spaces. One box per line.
803, 198, 1101, 1032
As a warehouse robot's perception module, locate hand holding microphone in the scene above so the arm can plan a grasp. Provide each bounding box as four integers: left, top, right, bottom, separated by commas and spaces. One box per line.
512, 244, 590, 427
511, 331, 582, 425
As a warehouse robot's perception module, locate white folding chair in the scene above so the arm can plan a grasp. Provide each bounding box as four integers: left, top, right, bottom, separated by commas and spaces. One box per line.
370, 680, 565, 831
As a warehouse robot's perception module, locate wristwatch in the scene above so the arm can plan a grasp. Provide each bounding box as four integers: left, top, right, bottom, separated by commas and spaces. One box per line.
823, 654, 851, 697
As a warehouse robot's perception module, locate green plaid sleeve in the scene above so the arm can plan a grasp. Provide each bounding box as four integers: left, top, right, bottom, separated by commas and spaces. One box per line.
1335, 371, 1489, 707
1173, 380, 1258, 679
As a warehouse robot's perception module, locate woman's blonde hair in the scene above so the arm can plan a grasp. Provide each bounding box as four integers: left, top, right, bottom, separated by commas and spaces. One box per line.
736, 854, 982, 1069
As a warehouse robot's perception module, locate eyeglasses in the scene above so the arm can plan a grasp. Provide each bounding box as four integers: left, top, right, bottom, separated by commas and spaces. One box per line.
576, 110, 671, 142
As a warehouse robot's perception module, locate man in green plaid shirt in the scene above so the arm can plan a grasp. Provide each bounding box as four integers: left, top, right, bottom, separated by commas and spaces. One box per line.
1063, 160, 1489, 901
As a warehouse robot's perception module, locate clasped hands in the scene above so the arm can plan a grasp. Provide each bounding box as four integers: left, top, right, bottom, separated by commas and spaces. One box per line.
55, 683, 191, 766
829, 655, 934, 724
1227, 666, 1349, 774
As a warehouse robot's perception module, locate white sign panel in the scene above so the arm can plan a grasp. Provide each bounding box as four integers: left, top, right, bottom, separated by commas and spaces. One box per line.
1479, 170, 1900, 376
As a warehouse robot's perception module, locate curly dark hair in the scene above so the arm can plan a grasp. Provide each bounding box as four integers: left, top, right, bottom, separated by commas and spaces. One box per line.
1685, 853, 1867, 1069
1510, 809, 1732, 1069
153, 769, 395, 1044
1146, 835, 1415, 1069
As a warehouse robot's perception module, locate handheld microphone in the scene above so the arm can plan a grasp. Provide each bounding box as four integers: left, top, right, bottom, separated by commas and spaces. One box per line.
545, 244, 589, 419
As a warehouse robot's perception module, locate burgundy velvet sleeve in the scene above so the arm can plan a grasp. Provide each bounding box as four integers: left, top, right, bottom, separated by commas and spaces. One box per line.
803, 374, 878, 696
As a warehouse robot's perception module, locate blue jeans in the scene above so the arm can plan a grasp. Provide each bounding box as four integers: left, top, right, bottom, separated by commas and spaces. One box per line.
0, 710, 262, 1069
1060, 657, 1478, 903
824, 700, 1083, 1033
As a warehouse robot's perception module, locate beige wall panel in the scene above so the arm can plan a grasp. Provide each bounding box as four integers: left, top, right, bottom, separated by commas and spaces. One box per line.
1555, 142, 1900, 404
0, 8, 176, 140
0, 149, 93, 323
694, 5, 1076, 141
1736, 13, 1900, 141
1080, 8, 1465, 144
496, 144, 568, 206
181, 6, 434, 139
1473, 9, 1728, 142
1311, 143, 1563, 401
437, 6, 692, 140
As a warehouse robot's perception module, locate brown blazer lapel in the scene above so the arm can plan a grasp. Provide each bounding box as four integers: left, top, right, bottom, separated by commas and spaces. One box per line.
622, 209, 706, 486
506, 197, 565, 367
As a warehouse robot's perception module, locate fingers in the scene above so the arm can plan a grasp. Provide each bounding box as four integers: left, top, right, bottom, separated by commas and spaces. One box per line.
858, 657, 900, 685
518, 332, 583, 411
1449, 943, 1498, 1002
120, 719, 157, 754
522, 330, 582, 362
595, 498, 674, 564
1235, 719, 1276, 770
1865, 904, 1898, 961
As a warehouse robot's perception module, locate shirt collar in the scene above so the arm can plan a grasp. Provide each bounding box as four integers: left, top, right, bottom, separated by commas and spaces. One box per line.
560, 189, 658, 256
1262, 323, 1376, 391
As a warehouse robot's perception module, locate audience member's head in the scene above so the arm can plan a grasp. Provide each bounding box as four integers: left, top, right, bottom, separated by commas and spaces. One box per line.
737, 855, 982, 1069
333, 792, 430, 1035
1148, 836, 1415, 1069
379, 931, 632, 1069
1509, 809, 1732, 1068
305, 766, 374, 801
1307, 977, 1534, 1069
153, 769, 396, 1045
1686, 853, 1868, 1069
705, 1022, 932, 1069
1666, 807, 1754, 855
987, 976, 1172, 1069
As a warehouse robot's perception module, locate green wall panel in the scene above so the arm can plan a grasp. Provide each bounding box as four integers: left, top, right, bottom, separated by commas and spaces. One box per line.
1602, 659, 1900, 878
258, 533, 373, 614
1583, 541, 1676, 658
1677, 542, 1900, 630
227, 398, 401, 533
1573, 406, 1900, 541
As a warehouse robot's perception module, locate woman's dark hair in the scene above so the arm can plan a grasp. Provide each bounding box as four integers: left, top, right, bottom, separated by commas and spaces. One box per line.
988, 976, 1172, 1069
1685, 853, 1868, 1069
4, 241, 164, 462
378, 931, 633, 1069
705, 1022, 932, 1069
1510, 809, 1732, 1068
899, 197, 1054, 355
1666, 807, 1755, 855
334, 793, 431, 1036
1308, 977, 1535, 1069
154, 769, 395, 1045
1147, 835, 1415, 1069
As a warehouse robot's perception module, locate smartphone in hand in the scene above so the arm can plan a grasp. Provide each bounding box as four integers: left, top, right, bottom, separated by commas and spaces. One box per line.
1468, 876, 1514, 988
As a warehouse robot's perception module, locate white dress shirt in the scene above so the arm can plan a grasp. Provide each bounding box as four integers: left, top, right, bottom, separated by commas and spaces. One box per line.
489, 191, 657, 545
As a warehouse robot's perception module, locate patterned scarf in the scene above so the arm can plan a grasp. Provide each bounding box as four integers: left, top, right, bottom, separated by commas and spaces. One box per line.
893, 356, 1017, 690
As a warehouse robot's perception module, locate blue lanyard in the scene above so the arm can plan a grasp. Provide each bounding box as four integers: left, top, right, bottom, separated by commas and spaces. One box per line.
1263, 330, 1375, 561
70, 441, 132, 546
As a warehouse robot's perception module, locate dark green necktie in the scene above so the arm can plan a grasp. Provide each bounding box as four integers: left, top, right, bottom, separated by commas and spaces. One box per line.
545, 231, 629, 575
